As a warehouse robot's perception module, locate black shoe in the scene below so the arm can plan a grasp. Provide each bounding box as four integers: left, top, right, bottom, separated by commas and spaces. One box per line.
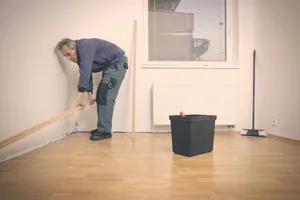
89, 131, 112, 140
90, 129, 98, 134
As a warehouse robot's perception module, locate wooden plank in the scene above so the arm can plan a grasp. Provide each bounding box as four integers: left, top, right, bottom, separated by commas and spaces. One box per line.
0, 100, 96, 149
132, 20, 137, 136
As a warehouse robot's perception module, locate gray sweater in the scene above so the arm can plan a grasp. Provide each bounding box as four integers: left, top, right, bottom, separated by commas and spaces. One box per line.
75, 38, 125, 92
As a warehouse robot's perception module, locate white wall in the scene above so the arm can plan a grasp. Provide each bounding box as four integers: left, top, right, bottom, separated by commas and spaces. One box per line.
130, 0, 255, 133
1, 0, 280, 160
0, 0, 139, 160
253, 0, 300, 141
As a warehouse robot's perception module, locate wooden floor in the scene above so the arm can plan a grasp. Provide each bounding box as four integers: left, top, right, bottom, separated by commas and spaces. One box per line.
1, 132, 300, 200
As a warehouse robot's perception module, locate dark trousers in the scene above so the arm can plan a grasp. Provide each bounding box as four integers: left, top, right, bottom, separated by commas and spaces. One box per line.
96, 55, 128, 133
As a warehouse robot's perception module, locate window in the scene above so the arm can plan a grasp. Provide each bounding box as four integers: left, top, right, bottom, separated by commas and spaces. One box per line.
142, 0, 236, 68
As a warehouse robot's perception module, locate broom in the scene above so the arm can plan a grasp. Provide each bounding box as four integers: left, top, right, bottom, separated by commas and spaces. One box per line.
240, 50, 267, 137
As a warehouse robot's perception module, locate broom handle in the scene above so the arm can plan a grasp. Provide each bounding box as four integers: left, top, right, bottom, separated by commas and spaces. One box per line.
252, 50, 256, 129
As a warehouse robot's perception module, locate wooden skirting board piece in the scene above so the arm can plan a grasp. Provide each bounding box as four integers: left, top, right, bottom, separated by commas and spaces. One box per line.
132, 20, 137, 136
0, 100, 96, 149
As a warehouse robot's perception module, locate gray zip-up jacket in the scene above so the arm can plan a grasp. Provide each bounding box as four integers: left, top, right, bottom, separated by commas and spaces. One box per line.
75, 38, 125, 93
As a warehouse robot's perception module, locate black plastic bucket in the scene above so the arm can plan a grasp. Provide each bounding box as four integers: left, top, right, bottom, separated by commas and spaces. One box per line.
169, 114, 217, 157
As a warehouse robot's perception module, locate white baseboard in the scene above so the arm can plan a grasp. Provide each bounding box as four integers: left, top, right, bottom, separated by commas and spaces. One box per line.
0, 132, 74, 164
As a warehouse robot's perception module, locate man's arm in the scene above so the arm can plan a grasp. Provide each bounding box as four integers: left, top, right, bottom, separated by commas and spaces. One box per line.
77, 45, 95, 92
86, 75, 93, 93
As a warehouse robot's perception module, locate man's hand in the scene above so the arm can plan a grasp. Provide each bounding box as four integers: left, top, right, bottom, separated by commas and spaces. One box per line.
87, 92, 93, 105
76, 92, 84, 106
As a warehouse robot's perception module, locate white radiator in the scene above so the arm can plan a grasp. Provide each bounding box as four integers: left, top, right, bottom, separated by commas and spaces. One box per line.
152, 84, 238, 126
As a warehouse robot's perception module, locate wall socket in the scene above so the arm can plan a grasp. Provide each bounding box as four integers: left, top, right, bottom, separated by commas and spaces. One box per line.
272, 119, 278, 127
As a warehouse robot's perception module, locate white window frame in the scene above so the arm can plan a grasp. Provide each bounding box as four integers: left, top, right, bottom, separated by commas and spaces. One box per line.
141, 0, 238, 69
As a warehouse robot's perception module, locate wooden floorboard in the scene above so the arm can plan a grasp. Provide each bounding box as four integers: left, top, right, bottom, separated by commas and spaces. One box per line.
0, 132, 300, 200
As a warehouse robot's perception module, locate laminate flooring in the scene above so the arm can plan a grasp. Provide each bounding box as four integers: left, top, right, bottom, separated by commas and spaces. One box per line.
1, 132, 300, 200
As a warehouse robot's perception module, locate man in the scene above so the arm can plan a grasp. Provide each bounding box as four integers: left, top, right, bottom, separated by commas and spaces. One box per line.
56, 38, 128, 140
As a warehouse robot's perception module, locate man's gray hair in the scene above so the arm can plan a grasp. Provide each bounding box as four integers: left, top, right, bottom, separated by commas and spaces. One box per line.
56, 38, 76, 51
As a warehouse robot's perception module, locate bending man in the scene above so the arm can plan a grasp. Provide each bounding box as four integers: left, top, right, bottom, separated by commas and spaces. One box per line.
56, 38, 128, 140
